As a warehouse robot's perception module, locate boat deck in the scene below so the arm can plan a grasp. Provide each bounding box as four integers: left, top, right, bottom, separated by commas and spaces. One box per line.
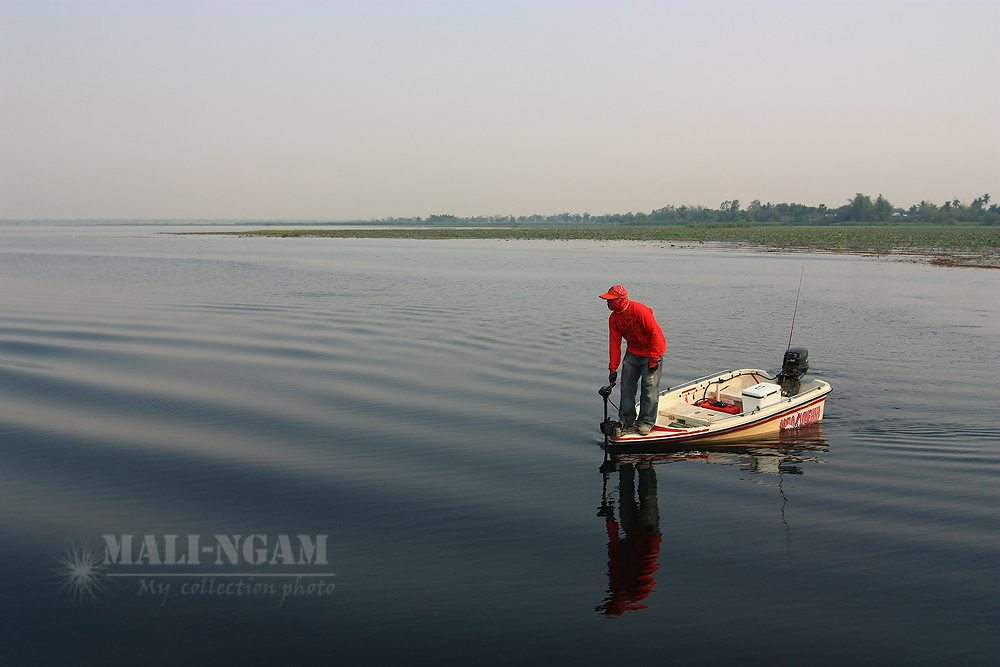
658, 401, 737, 427
654, 371, 760, 427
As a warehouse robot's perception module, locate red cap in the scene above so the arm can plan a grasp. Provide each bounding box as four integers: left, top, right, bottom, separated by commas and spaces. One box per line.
598, 285, 628, 300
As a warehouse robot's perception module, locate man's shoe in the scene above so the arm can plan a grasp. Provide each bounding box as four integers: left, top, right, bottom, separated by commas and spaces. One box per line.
613, 423, 637, 438
638, 424, 652, 435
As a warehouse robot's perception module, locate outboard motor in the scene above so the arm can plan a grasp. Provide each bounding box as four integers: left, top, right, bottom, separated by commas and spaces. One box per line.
776, 347, 809, 396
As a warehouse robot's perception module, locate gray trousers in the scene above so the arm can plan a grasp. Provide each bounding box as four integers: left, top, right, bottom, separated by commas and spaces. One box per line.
619, 350, 663, 428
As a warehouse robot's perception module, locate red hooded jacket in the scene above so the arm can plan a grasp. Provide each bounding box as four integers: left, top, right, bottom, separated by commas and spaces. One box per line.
608, 300, 666, 371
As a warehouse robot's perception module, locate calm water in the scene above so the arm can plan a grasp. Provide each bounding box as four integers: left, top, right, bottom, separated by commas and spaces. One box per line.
2, 225, 998, 665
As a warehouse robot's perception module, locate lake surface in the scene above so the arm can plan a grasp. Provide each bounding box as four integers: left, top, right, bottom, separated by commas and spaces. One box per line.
2, 224, 998, 665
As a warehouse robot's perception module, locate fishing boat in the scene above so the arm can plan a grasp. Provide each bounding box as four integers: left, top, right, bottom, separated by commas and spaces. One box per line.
600, 347, 832, 446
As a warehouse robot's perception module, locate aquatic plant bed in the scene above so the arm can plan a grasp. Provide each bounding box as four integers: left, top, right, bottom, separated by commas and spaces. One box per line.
215, 226, 1000, 268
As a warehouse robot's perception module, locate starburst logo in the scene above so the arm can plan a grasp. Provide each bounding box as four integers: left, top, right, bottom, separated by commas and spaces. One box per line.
54, 541, 110, 603
51, 533, 335, 606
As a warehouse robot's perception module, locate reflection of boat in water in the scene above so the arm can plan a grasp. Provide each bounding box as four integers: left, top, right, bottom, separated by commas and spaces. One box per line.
600, 348, 832, 446
605, 423, 829, 469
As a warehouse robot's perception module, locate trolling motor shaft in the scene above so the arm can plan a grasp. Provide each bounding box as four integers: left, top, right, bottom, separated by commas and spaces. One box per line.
599, 385, 623, 437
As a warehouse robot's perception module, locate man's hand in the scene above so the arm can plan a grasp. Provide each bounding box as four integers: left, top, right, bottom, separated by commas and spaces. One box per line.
648, 361, 659, 371
609, 370, 618, 386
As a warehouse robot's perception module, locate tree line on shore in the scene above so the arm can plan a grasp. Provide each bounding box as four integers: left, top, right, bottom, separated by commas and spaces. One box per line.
393, 193, 998, 226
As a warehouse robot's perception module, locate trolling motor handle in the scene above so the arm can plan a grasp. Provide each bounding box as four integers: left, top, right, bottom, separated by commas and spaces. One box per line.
599, 385, 613, 399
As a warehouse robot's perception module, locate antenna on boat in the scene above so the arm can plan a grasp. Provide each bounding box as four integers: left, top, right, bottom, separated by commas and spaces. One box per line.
786, 266, 804, 352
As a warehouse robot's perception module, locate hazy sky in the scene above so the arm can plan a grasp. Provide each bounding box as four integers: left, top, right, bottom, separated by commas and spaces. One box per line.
1, 0, 997, 220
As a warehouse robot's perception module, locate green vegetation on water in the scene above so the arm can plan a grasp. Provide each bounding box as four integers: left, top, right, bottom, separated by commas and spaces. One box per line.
217, 225, 1000, 268
197, 189, 1000, 268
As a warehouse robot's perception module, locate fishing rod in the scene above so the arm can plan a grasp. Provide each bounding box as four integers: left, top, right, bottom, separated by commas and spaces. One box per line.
786, 266, 804, 352
777, 266, 809, 396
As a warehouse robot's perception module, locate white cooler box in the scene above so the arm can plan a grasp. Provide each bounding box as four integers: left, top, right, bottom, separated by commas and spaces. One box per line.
742, 382, 781, 411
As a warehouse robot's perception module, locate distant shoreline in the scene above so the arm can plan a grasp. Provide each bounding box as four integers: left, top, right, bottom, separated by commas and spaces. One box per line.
204, 226, 1000, 269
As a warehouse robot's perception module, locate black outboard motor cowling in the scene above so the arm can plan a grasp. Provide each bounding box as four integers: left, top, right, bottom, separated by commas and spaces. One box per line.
782, 347, 809, 378
777, 347, 809, 396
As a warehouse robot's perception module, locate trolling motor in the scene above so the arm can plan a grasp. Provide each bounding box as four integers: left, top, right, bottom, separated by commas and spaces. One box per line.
599, 385, 623, 438
776, 347, 809, 396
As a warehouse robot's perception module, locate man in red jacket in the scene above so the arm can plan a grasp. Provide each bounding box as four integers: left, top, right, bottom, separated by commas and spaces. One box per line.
599, 285, 666, 435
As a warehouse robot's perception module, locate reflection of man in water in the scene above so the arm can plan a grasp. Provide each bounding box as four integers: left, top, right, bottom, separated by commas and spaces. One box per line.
596, 462, 662, 616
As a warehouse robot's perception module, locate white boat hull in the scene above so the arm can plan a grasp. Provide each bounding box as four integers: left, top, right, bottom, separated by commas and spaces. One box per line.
607, 368, 832, 445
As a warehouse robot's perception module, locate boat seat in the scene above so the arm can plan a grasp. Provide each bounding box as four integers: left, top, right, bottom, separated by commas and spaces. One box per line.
658, 405, 727, 427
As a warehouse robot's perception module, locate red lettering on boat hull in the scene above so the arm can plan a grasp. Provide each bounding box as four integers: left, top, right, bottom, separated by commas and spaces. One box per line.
779, 405, 823, 430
